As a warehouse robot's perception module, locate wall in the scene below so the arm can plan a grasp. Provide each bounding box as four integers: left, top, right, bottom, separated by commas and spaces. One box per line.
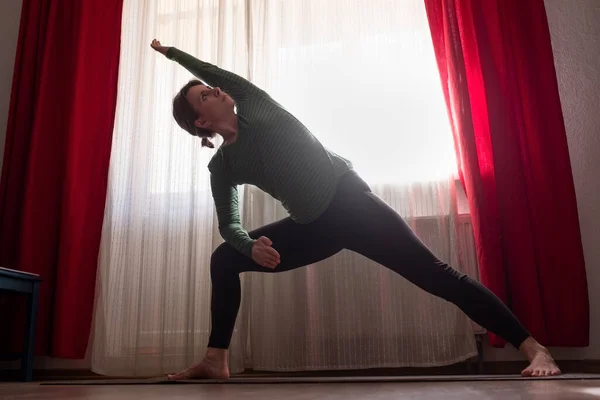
548, 0, 600, 357
0, 0, 22, 171
0, 0, 598, 369
485, 0, 600, 362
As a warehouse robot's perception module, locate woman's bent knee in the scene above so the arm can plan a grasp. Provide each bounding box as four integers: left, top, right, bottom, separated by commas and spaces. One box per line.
210, 243, 239, 276
211, 242, 232, 263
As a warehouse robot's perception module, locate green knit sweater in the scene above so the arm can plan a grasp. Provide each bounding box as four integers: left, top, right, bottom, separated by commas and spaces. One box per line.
167, 48, 353, 258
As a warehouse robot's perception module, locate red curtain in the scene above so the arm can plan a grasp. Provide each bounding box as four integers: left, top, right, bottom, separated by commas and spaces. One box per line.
0, 0, 123, 358
424, 0, 589, 346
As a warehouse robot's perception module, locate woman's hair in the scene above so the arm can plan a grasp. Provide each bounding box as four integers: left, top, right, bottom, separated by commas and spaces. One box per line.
172, 79, 215, 148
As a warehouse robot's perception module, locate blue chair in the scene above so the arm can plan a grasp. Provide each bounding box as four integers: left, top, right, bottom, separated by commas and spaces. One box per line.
0, 267, 41, 381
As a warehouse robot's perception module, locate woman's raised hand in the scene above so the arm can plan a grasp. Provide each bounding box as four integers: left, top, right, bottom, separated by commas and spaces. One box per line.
150, 39, 169, 56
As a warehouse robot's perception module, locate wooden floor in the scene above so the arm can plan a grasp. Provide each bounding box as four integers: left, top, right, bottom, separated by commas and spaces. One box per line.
2, 380, 600, 400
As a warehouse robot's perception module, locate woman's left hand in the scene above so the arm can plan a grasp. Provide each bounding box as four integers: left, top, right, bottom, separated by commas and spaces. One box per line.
252, 236, 281, 269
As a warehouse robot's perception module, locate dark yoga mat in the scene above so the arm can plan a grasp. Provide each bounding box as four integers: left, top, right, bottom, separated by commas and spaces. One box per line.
41, 374, 600, 385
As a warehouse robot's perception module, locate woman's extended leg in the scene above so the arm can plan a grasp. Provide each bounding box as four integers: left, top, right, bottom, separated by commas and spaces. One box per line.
168, 211, 344, 380
336, 174, 560, 376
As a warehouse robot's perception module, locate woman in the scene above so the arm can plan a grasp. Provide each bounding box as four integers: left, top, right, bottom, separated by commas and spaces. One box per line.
150, 39, 560, 379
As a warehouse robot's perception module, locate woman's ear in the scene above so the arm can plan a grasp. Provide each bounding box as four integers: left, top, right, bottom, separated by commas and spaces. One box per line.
195, 118, 210, 129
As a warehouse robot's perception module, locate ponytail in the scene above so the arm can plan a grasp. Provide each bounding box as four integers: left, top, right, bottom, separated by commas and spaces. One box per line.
201, 137, 215, 148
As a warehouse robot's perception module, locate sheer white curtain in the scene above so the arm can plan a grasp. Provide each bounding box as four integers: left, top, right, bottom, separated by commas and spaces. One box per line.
91, 0, 478, 376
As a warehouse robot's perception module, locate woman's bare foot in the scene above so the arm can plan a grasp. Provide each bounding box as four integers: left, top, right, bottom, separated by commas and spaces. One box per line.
519, 337, 561, 377
167, 348, 230, 380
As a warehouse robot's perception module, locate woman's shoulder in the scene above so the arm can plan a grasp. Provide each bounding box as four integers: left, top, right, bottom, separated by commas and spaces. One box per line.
239, 93, 282, 116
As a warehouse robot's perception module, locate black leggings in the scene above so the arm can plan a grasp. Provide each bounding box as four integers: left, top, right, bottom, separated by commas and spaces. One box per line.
209, 171, 530, 349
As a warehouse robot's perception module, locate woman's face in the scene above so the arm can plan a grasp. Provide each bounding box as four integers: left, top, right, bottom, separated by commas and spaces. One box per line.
186, 84, 235, 129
